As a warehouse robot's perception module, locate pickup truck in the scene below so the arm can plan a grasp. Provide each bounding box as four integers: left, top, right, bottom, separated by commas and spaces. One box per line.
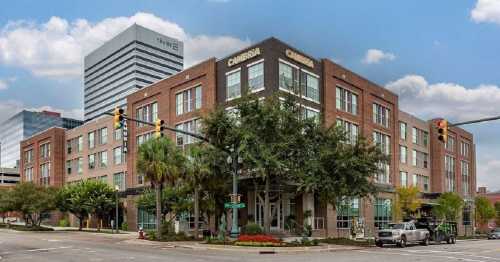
375, 222, 430, 248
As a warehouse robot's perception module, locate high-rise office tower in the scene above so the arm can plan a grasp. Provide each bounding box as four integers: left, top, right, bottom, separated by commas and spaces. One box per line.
0, 110, 82, 168
83, 24, 184, 121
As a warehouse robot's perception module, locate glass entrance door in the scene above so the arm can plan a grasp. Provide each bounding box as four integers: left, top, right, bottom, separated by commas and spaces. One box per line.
255, 191, 282, 231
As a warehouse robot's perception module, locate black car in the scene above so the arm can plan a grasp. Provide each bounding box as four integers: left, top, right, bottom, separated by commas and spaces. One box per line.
488, 228, 500, 239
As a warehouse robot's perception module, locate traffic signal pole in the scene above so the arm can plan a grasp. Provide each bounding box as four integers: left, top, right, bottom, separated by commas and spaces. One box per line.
104, 111, 241, 237
448, 115, 500, 127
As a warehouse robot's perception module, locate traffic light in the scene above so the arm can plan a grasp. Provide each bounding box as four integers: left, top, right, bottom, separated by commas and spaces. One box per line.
437, 119, 448, 143
113, 107, 124, 129
155, 119, 165, 138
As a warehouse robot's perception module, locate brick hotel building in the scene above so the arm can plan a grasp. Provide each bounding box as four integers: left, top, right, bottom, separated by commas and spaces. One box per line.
20, 37, 476, 236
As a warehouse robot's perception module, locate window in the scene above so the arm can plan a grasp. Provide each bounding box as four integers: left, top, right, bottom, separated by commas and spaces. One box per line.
88, 131, 95, 149
336, 87, 358, 115
226, 70, 241, 100
77, 157, 83, 174
40, 143, 50, 159
113, 147, 123, 165
138, 174, 144, 185
99, 127, 107, 145
138, 208, 156, 230
400, 146, 407, 164
374, 198, 392, 229
373, 131, 390, 155
99, 175, 108, 184
303, 107, 320, 122
66, 139, 73, 154
40, 163, 50, 185
136, 132, 154, 147
24, 167, 33, 182
77, 136, 83, 152
24, 149, 33, 164
462, 205, 472, 226
377, 163, 390, 184
412, 174, 418, 187
400, 171, 408, 187
113, 172, 125, 191
337, 119, 359, 144
423, 176, 429, 192
98, 151, 108, 168
461, 142, 470, 157
336, 198, 360, 229
175, 119, 202, 147
114, 129, 122, 141
176, 86, 202, 115
400, 122, 407, 140
279, 62, 296, 92
445, 155, 455, 192
302, 71, 319, 102
445, 136, 455, 151
248, 62, 264, 91
412, 150, 429, 168
66, 160, 72, 175
461, 161, 470, 196
373, 103, 390, 128
412, 127, 429, 146
88, 154, 96, 169
136, 102, 158, 127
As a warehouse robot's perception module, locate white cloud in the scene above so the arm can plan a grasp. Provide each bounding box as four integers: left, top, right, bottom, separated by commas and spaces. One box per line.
362, 49, 396, 64
0, 100, 83, 123
471, 0, 500, 25
0, 12, 250, 78
386, 74, 500, 122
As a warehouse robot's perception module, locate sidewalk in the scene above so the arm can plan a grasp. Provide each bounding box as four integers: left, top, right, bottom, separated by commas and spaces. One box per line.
120, 238, 368, 254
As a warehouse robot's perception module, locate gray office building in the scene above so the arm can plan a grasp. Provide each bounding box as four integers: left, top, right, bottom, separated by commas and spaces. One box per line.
84, 24, 184, 121
0, 110, 82, 168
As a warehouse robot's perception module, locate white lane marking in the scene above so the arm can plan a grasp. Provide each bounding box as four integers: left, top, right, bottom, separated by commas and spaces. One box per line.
26, 246, 72, 252
358, 250, 488, 262
401, 248, 500, 260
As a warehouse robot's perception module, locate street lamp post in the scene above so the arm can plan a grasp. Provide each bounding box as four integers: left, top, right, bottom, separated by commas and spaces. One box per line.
228, 148, 241, 238
115, 185, 120, 234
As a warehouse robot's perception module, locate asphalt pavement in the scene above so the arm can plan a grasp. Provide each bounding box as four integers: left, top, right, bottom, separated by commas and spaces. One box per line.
0, 229, 499, 262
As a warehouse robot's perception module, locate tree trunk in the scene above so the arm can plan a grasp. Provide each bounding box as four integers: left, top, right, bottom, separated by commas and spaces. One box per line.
194, 186, 200, 239
78, 216, 83, 231
263, 176, 271, 233
155, 183, 162, 240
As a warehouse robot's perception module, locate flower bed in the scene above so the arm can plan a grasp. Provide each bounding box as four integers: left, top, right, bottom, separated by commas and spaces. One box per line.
235, 234, 284, 247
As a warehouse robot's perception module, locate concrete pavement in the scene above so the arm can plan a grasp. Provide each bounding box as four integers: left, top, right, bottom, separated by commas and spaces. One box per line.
1, 229, 499, 261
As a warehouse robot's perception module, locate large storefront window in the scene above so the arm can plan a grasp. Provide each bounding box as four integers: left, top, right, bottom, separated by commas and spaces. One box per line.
374, 198, 392, 229
138, 208, 156, 230
336, 198, 359, 229
462, 205, 472, 226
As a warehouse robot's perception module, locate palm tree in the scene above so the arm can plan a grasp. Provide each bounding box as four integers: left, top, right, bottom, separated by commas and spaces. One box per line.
185, 144, 212, 239
136, 137, 185, 239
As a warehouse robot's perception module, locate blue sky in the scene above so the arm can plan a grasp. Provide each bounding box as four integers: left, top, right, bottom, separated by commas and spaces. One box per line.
1, 0, 500, 190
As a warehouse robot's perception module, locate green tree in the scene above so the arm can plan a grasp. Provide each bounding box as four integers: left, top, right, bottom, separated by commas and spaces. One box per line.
203, 94, 304, 233
0, 189, 13, 223
56, 180, 93, 230
495, 202, 500, 226
393, 186, 422, 221
136, 186, 191, 223
185, 144, 212, 239
86, 180, 116, 232
433, 192, 464, 222
136, 137, 185, 239
475, 196, 495, 230
8, 183, 57, 227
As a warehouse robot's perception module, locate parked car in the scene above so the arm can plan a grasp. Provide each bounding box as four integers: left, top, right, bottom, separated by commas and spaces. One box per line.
488, 228, 500, 239
415, 217, 457, 244
376, 222, 430, 248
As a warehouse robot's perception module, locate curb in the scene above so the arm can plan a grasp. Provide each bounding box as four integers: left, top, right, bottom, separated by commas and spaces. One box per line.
120, 239, 368, 254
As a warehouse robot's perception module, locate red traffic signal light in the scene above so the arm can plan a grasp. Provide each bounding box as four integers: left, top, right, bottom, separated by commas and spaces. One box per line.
437, 119, 448, 143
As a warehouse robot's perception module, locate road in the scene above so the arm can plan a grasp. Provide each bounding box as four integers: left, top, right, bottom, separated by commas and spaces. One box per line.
0, 229, 499, 262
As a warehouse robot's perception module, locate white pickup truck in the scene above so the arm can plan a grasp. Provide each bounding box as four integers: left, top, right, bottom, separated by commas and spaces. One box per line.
375, 222, 430, 248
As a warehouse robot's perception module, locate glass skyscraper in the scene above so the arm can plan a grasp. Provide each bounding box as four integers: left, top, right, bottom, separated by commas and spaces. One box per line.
0, 110, 82, 168
83, 24, 184, 121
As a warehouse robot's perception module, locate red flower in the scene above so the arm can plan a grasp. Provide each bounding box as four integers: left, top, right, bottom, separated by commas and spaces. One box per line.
237, 234, 281, 243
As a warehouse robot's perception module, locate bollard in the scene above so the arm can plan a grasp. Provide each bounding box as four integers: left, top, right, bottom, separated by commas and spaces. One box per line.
138, 227, 145, 239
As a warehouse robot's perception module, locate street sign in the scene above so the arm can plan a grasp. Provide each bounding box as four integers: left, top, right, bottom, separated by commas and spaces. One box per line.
224, 203, 246, 209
